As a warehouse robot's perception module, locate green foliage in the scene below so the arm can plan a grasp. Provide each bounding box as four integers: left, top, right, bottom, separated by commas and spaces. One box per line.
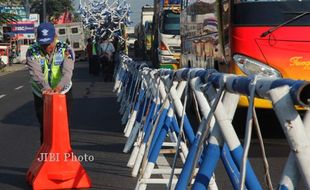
30, 0, 74, 22
73, 12, 81, 22
0, 0, 74, 24
0, 0, 23, 5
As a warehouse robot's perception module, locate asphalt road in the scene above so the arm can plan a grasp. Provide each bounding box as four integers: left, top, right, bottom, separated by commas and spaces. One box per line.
0, 62, 137, 190
0, 60, 302, 189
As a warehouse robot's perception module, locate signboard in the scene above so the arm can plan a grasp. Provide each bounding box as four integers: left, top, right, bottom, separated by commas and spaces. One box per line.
0, 6, 27, 19
10, 21, 35, 34
28, 14, 40, 27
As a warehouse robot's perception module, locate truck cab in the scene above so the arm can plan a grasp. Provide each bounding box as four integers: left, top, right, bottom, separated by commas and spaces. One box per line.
55, 22, 86, 61
152, 0, 181, 69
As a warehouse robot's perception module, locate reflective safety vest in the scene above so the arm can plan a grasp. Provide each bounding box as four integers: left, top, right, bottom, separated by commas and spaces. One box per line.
28, 42, 72, 97
92, 42, 97, 56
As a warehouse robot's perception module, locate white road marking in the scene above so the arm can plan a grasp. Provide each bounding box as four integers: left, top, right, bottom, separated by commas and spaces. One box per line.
15, 86, 24, 90
0, 94, 6, 99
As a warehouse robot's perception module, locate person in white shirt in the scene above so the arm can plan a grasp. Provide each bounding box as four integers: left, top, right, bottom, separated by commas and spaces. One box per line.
99, 37, 115, 81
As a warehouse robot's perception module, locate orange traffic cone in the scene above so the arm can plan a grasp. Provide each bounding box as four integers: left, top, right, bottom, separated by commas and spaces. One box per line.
27, 94, 92, 189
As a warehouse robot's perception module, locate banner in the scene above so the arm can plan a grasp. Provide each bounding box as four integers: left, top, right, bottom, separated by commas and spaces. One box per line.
10, 21, 35, 34
0, 6, 27, 19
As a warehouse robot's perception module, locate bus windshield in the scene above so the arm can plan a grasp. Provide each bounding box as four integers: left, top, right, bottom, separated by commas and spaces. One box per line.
238, 0, 302, 2
233, 0, 310, 26
161, 10, 180, 35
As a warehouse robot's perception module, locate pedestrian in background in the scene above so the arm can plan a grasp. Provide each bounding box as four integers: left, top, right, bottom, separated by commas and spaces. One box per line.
25, 22, 75, 144
99, 36, 115, 81
134, 39, 139, 58
86, 37, 93, 74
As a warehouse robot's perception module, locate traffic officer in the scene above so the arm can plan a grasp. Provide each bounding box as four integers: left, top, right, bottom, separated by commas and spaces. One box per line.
26, 22, 75, 144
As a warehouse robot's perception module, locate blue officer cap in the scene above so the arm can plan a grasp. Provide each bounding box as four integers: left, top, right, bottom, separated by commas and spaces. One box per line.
36, 22, 56, 45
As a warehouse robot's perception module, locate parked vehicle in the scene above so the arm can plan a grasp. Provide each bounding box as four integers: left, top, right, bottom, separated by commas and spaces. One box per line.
0, 45, 9, 68
152, 0, 181, 69
126, 26, 136, 50
55, 22, 86, 61
180, 0, 310, 108
135, 5, 154, 59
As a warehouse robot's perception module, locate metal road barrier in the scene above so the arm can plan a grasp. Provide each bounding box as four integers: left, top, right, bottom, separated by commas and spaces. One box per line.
113, 54, 310, 190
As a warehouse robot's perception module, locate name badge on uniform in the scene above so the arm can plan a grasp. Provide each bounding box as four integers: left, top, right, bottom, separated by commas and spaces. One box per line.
54, 52, 64, 65
40, 59, 45, 66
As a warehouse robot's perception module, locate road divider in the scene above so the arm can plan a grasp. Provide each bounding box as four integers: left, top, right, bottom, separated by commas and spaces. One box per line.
113, 54, 310, 190
26, 94, 92, 189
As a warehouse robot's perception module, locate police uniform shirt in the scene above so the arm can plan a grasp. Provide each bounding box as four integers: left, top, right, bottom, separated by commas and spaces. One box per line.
25, 41, 75, 94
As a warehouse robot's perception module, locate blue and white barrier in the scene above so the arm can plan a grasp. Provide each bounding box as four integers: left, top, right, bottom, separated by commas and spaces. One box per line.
113, 54, 310, 190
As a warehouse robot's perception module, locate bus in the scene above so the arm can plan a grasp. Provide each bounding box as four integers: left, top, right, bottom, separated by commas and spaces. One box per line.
180, 0, 310, 108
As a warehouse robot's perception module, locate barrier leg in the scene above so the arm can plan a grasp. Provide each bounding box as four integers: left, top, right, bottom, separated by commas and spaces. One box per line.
269, 86, 310, 189
137, 122, 171, 190
148, 108, 169, 155
165, 81, 195, 144
124, 97, 150, 152
132, 143, 146, 177
278, 110, 310, 190
204, 85, 262, 190
131, 103, 162, 177
176, 78, 239, 189
191, 91, 240, 190
124, 89, 145, 137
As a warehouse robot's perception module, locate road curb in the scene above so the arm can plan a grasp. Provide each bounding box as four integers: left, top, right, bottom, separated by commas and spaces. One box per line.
0, 64, 27, 76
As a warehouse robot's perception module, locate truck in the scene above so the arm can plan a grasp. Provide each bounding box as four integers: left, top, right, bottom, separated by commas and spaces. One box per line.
152, 0, 181, 69
135, 5, 154, 59
55, 22, 86, 61
180, 0, 310, 108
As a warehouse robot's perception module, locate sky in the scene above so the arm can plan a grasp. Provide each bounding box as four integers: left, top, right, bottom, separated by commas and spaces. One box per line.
74, 0, 154, 27
127, 0, 153, 26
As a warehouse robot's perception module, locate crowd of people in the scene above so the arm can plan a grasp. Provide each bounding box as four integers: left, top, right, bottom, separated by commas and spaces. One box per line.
86, 35, 118, 82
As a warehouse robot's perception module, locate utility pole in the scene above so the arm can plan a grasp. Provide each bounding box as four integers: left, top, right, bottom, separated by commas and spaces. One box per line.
43, 0, 47, 22
24, 0, 30, 18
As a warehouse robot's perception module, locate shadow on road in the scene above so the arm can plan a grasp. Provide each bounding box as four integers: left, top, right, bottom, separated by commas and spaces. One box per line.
1, 101, 38, 127
71, 97, 122, 133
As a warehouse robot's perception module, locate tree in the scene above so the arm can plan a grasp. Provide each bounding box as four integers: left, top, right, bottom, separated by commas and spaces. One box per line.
30, 0, 74, 22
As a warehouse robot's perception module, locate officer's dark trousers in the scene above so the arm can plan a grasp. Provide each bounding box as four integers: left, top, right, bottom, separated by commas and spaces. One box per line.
88, 56, 93, 74
90, 55, 100, 75
33, 89, 73, 144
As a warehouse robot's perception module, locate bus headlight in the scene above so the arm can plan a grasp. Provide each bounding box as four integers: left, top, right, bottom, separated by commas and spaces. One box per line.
233, 54, 282, 78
